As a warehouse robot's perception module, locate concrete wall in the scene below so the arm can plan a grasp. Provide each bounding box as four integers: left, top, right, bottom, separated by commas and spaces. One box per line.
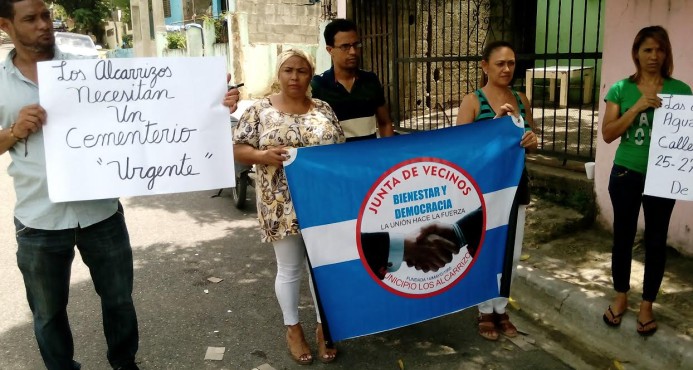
144, 0, 326, 96
404, 1, 489, 114
596, 0, 693, 255
237, 0, 321, 44
228, 1, 323, 98
130, 0, 167, 57
103, 21, 128, 49
355, 0, 489, 121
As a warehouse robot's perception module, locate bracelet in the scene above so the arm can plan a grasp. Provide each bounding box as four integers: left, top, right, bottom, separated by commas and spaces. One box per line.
9, 122, 25, 141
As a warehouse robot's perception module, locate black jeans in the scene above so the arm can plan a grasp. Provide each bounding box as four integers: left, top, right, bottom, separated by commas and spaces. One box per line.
15, 206, 138, 370
608, 164, 676, 302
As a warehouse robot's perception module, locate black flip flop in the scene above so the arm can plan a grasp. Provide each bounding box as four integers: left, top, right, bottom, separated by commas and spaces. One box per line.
637, 319, 658, 337
602, 305, 625, 327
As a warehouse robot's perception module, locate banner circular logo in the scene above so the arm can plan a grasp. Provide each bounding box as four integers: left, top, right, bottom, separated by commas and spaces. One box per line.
356, 157, 486, 298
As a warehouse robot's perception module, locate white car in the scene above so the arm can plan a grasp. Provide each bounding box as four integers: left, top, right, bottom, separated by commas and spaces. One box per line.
54, 32, 101, 58
52, 19, 67, 31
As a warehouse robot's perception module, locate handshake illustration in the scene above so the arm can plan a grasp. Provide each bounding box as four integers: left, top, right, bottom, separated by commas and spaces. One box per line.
360, 208, 483, 280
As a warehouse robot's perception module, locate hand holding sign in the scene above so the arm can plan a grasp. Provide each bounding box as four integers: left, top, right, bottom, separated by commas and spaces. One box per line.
493, 103, 516, 119
634, 90, 663, 112
644, 94, 693, 200
224, 73, 241, 113
13, 104, 46, 139
37, 57, 235, 201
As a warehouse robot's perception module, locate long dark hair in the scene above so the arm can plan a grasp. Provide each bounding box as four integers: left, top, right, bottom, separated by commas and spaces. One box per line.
480, 40, 516, 85
629, 26, 673, 82
481, 40, 516, 62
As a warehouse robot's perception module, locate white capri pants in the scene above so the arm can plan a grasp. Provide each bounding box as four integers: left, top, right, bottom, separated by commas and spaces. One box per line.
272, 234, 321, 325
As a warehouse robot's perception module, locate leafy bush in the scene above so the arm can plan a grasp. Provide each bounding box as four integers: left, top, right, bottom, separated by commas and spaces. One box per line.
213, 13, 228, 44
67, 2, 109, 41
121, 34, 133, 48
166, 32, 186, 49
202, 13, 228, 44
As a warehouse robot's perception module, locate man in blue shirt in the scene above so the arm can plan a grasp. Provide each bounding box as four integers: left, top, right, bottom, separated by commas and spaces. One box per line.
0, 1, 239, 369
311, 19, 395, 142
0, 1, 139, 369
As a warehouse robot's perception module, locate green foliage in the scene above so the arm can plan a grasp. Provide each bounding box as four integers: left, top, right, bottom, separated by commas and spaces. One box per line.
51, 3, 69, 22
111, 0, 132, 26
56, 0, 110, 40
202, 13, 228, 44
121, 34, 133, 48
166, 32, 186, 49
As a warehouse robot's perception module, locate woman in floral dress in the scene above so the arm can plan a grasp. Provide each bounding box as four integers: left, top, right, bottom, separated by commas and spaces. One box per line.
233, 49, 344, 364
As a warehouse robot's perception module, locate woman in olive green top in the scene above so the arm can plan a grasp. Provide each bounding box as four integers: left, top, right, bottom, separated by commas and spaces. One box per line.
457, 41, 538, 341
601, 26, 692, 336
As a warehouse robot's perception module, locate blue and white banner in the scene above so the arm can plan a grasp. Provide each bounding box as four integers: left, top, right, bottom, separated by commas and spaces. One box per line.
284, 115, 525, 341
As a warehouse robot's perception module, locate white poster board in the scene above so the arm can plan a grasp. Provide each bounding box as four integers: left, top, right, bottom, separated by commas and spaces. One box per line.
37, 57, 235, 202
644, 94, 693, 201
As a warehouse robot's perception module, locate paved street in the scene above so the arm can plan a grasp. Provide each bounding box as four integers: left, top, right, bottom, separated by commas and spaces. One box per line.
0, 151, 611, 370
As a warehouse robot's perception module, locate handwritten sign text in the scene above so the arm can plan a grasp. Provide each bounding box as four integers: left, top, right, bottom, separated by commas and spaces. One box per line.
38, 57, 234, 201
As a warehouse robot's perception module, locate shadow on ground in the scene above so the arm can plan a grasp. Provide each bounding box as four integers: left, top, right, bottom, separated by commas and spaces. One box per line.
523, 196, 693, 338
1, 190, 579, 370
125, 188, 250, 226
0, 229, 576, 370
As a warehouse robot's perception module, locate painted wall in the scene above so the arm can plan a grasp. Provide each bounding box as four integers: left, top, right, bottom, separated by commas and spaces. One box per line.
535, 0, 604, 56
534, 0, 605, 102
596, 0, 693, 255
228, 1, 323, 98
165, 0, 184, 25
165, 0, 221, 25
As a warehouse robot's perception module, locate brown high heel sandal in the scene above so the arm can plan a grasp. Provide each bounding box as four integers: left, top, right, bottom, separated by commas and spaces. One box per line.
316, 323, 337, 363
286, 324, 313, 365
477, 313, 500, 341
496, 312, 518, 338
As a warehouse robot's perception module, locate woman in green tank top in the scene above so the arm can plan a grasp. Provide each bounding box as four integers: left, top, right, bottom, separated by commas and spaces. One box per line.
455, 41, 537, 342
601, 26, 692, 337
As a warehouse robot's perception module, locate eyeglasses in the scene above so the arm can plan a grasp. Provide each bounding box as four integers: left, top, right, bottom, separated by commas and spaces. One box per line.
335, 42, 363, 52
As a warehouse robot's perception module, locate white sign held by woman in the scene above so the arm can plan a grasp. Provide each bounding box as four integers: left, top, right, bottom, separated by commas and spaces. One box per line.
37, 57, 235, 202
645, 94, 693, 201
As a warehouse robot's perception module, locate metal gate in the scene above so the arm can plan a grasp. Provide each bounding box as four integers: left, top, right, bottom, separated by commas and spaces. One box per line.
351, 0, 604, 162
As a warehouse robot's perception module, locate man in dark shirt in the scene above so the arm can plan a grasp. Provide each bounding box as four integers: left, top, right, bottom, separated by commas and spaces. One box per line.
311, 19, 395, 142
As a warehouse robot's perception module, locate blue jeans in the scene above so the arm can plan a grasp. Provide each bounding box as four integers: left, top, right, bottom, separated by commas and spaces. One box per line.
608, 164, 676, 302
15, 205, 138, 370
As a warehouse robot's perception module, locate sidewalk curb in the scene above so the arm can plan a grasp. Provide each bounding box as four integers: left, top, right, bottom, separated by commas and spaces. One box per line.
514, 265, 693, 370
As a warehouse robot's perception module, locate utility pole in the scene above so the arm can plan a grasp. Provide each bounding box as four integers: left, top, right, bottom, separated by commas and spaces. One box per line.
110, 0, 120, 48
225, 0, 236, 82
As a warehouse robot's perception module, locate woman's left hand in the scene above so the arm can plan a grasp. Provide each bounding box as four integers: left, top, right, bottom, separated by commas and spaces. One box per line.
494, 103, 517, 119
520, 130, 538, 150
